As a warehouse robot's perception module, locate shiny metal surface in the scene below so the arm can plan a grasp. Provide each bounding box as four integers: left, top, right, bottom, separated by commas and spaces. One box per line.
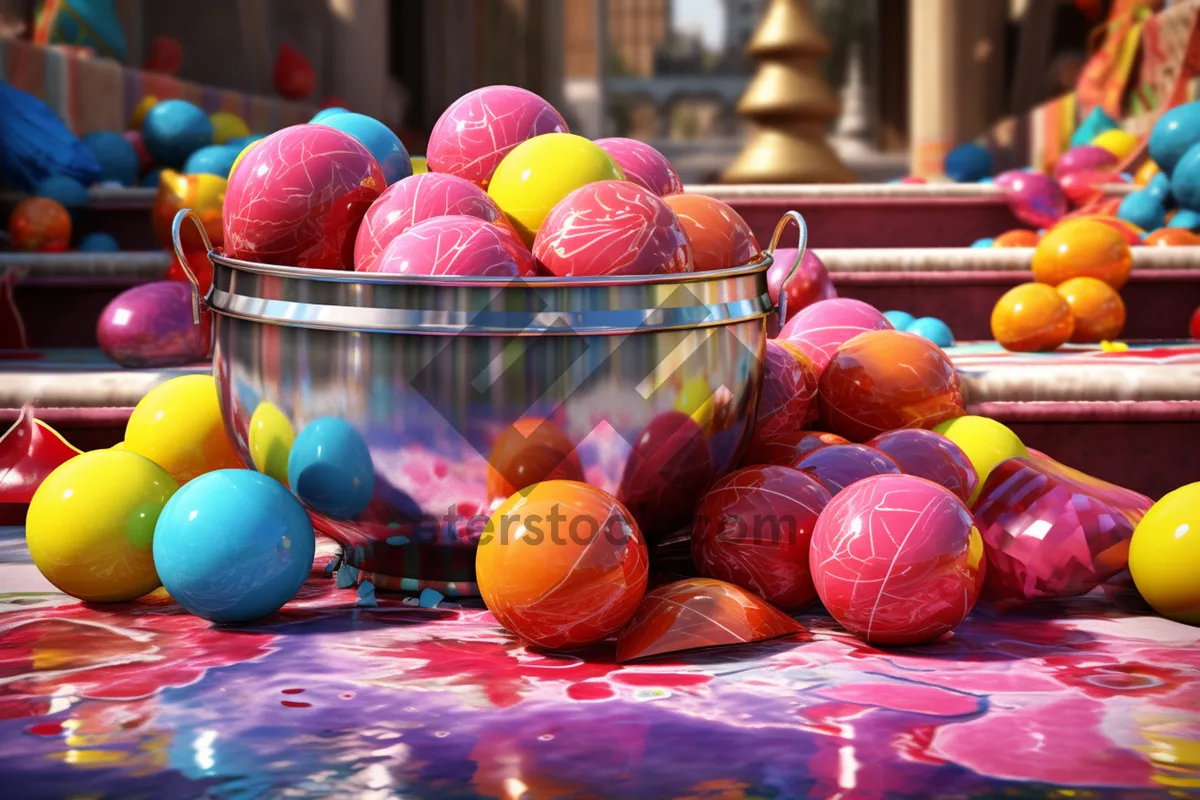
191, 211, 810, 595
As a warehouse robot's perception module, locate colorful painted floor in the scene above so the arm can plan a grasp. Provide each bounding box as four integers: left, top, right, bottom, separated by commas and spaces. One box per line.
1, 528, 1197, 799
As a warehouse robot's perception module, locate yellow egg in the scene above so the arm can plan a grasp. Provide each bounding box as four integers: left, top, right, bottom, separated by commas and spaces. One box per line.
26, 450, 178, 602
229, 139, 263, 182
932, 415, 1028, 503
1129, 482, 1200, 624
111, 441, 125, 450
487, 133, 625, 245
1091, 129, 1139, 160
125, 374, 242, 485
209, 111, 250, 145
411, 155, 428, 175
130, 95, 158, 131
674, 376, 716, 432
249, 401, 296, 486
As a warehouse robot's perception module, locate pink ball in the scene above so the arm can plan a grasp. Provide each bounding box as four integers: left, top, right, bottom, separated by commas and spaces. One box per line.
995, 170, 1068, 229
533, 180, 692, 277
1059, 169, 1117, 206
223, 125, 385, 270
779, 298, 893, 374
594, 137, 683, 197
1054, 145, 1119, 180
811, 473, 985, 645
353, 172, 517, 271
365, 215, 536, 277
767, 247, 836, 325
427, 86, 568, 188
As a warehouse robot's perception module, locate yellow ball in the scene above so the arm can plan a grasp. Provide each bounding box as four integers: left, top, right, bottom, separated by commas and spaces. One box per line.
229, 139, 263, 182
412, 155, 428, 175
932, 415, 1028, 503
209, 111, 250, 145
130, 95, 158, 131
249, 401, 296, 486
110, 441, 125, 450
125, 374, 242, 485
27, 450, 178, 602
1129, 482, 1200, 624
675, 376, 716, 432
1091, 129, 1139, 160
487, 133, 625, 245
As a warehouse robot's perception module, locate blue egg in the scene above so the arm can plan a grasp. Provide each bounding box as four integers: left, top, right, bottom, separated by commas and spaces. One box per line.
907, 317, 955, 348
883, 310, 915, 331
141, 168, 165, 188
970, 237, 995, 248
288, 417, 375, 519
1168, 208, 1200, 231
943, 143, 992, 183
80, 131, 139, 186
153, 470, 315, 623
1169, 142, 1200, 211
34, 175, 89, 208
1117, 189, 1166, 231
978, 177, 994, 185
314, 112, 412, 185
311, 107, 349, 123
184, 144, 240, 178
142, 99, 214, 168
78, 232, 119, 252
1149, 101, 1200, 176
1146, 172, 1173, 205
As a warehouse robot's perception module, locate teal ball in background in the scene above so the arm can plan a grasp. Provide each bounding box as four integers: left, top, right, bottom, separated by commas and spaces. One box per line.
288, 417, 375, 519
310, 107, 348, 123
142, 100, 214, 169
226, 134, 265, 150
1116, 189, 1167, 232
1146, 172, 1173, 205
184, 145, 240, 178
971, 237, 994, 248
884, 310, 915, 330
314, 112, 411, 185
153, 470, 315, 623
1168, 142, 1200, 211
907, 317, 955, 348
1149, 101, 1200, 176
34, 175, 89, 208
78, 231, 119, 252
81, 131, 139, 186
943, 143, 992, 183
1168, 208, 1200, 231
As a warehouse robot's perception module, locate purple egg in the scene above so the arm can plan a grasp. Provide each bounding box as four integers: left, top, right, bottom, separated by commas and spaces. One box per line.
996, 170, 1067, 229
1054, 145, 1119, 180
767, 247, 837, 327
97, 280, 212, 368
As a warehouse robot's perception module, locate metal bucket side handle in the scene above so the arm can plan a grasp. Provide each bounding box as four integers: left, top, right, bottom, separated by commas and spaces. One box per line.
169, 208, 213, 327
765, 210, 810, 326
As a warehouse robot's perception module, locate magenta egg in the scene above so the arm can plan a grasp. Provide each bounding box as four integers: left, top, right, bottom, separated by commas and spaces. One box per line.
866, 428, 978, 505
97, 280, 212, 368
995, 170, 1068, 229
594, 137, 684, 197
365, 215, 536, 277
810, 473, 985, 645
427, 86, 568, 188
767, 247, 837, 325
745, 341, 819, 458
223, 125, 385, 269
353, 172, 517, 271
793, 443, 901, 496
779, 298, 893, 374
1054, 145, 1119, 180
533, 180, 692, 277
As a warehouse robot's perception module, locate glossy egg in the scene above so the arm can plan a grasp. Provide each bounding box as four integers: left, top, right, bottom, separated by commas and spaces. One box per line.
991, 229, 1040, 248
315, 111, 413, 185
1032, 219, 1133, 288
153, 469, 315, 622
152, 169, 226, 250
779, 298, 893, 375
1055, 276, 1126, 342
476, 480, 649, 650
867, 428, 978, 505
1148, 101, 1200, 174
595, 137, 683, 196
1129, 482, 1200, 624
248, 401, 296, 487
766, 247, 836, 324
617, 411, 715, 543
996, 170, 1067, 228
1054, 145, 1119, 179
485, 417, 584, 507
991, 282, 1075, 352
97, 281, 212, 368
662, 193, 760, 272
932, 415, 1028, 503
26, 450, 178, 601
743, 341, 819, 457
7, 197, 70, 252
287, 417, 375, 519
742, 429, 849, 469
125, 375, 242, 485
366, 215, 536, 277
142, 99, 213, 168
810, 473, 985, 645
794, 443, 901, 496
533, 180, 692, 276
1144, 227, 1200, 246
1091, 128, 1138, 160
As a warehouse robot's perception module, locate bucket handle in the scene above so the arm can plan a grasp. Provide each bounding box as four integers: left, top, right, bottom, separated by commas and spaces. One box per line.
765, 210, 810, 325
169, 208, 212, 327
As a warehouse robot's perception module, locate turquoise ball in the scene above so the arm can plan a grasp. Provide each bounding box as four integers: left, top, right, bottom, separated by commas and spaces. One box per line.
142, 100, 214, 168
907, 316, 955, 348
1149, 101, 1200, 176
884, 310, 915, 330
314, 112, 412, 185
288, 417, 375, 519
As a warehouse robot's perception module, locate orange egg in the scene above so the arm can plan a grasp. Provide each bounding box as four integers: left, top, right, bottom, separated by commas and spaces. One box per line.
476, 480, 649, 650
1055, 276, 1126, 342
663, 193, 760, 272
991, 282, 1075, 352
7, 197, 71, 252
1133, 160, 1160, 186
992, 229, 1040, 248
485, 417, 584, 506
1032, 219, 1133, 288
1144, 228, 1200, 246
1070, 214, 1144, 245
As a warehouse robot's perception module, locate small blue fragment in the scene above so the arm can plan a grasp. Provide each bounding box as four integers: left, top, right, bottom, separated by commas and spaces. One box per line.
419, 588, 445, 608
335, 562, 359, 589
356, 581, 378, 608
386, 535, 410, 546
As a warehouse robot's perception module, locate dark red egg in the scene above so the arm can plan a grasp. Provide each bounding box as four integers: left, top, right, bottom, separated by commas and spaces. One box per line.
794, 443, 901, 496
767, 247, 837, 325
742, 429, 848, 469
866, 428, 978, 505
364, 215, 535, 277
744, 341, 818, 459
617, 411, 715, 543
595, 137, 683, 197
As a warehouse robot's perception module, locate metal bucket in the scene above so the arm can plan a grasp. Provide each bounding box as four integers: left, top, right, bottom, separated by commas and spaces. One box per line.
172, 209, 808, 596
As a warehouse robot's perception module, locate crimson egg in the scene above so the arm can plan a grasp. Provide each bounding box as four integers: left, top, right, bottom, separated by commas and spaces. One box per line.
767, 247, 837, 326
364, 215, 536, 277
743, 341, 819, 459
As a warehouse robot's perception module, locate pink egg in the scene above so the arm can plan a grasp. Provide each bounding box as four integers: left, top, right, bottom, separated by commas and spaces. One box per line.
97, 280, 212, 368
223, 125, 385, 270
767, 247, 836, 325
427, 86, 568, 188
744, 341, 819, 457
1053, 145, 1119, 180
532, 180, 692, 277
365, 215, 536, 277
1059, 169, 1118, 206
779, 298, 893, 374
594, 137, 684, 197
995, 170, 1068, 229
353, 172, 517, 271
810, 473, 985, 645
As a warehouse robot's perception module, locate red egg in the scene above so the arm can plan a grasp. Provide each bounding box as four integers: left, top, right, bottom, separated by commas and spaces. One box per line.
427, 85, 568, 188
485, 417, 584, 507
533, 180, 692, 277
365, 215, 535, 277
867, 428, 978, 505
779, 298, 893, 375
744, 341, 819, 459
691, 465, 831, 611
617, 411, 714, 543
123, 129, 154, 173
794, 443, 901, 496
1191, 305, 1200, 339
742, 429, 849, 469
595, 137, 684, 197
810, 473, 985, 645
767, 247, 836, 325
818, 329, 965, 442
223, 125, 385, 269
1059, 170, 1116, 206
354, 172, 517, 271
663, 194, 760, 271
